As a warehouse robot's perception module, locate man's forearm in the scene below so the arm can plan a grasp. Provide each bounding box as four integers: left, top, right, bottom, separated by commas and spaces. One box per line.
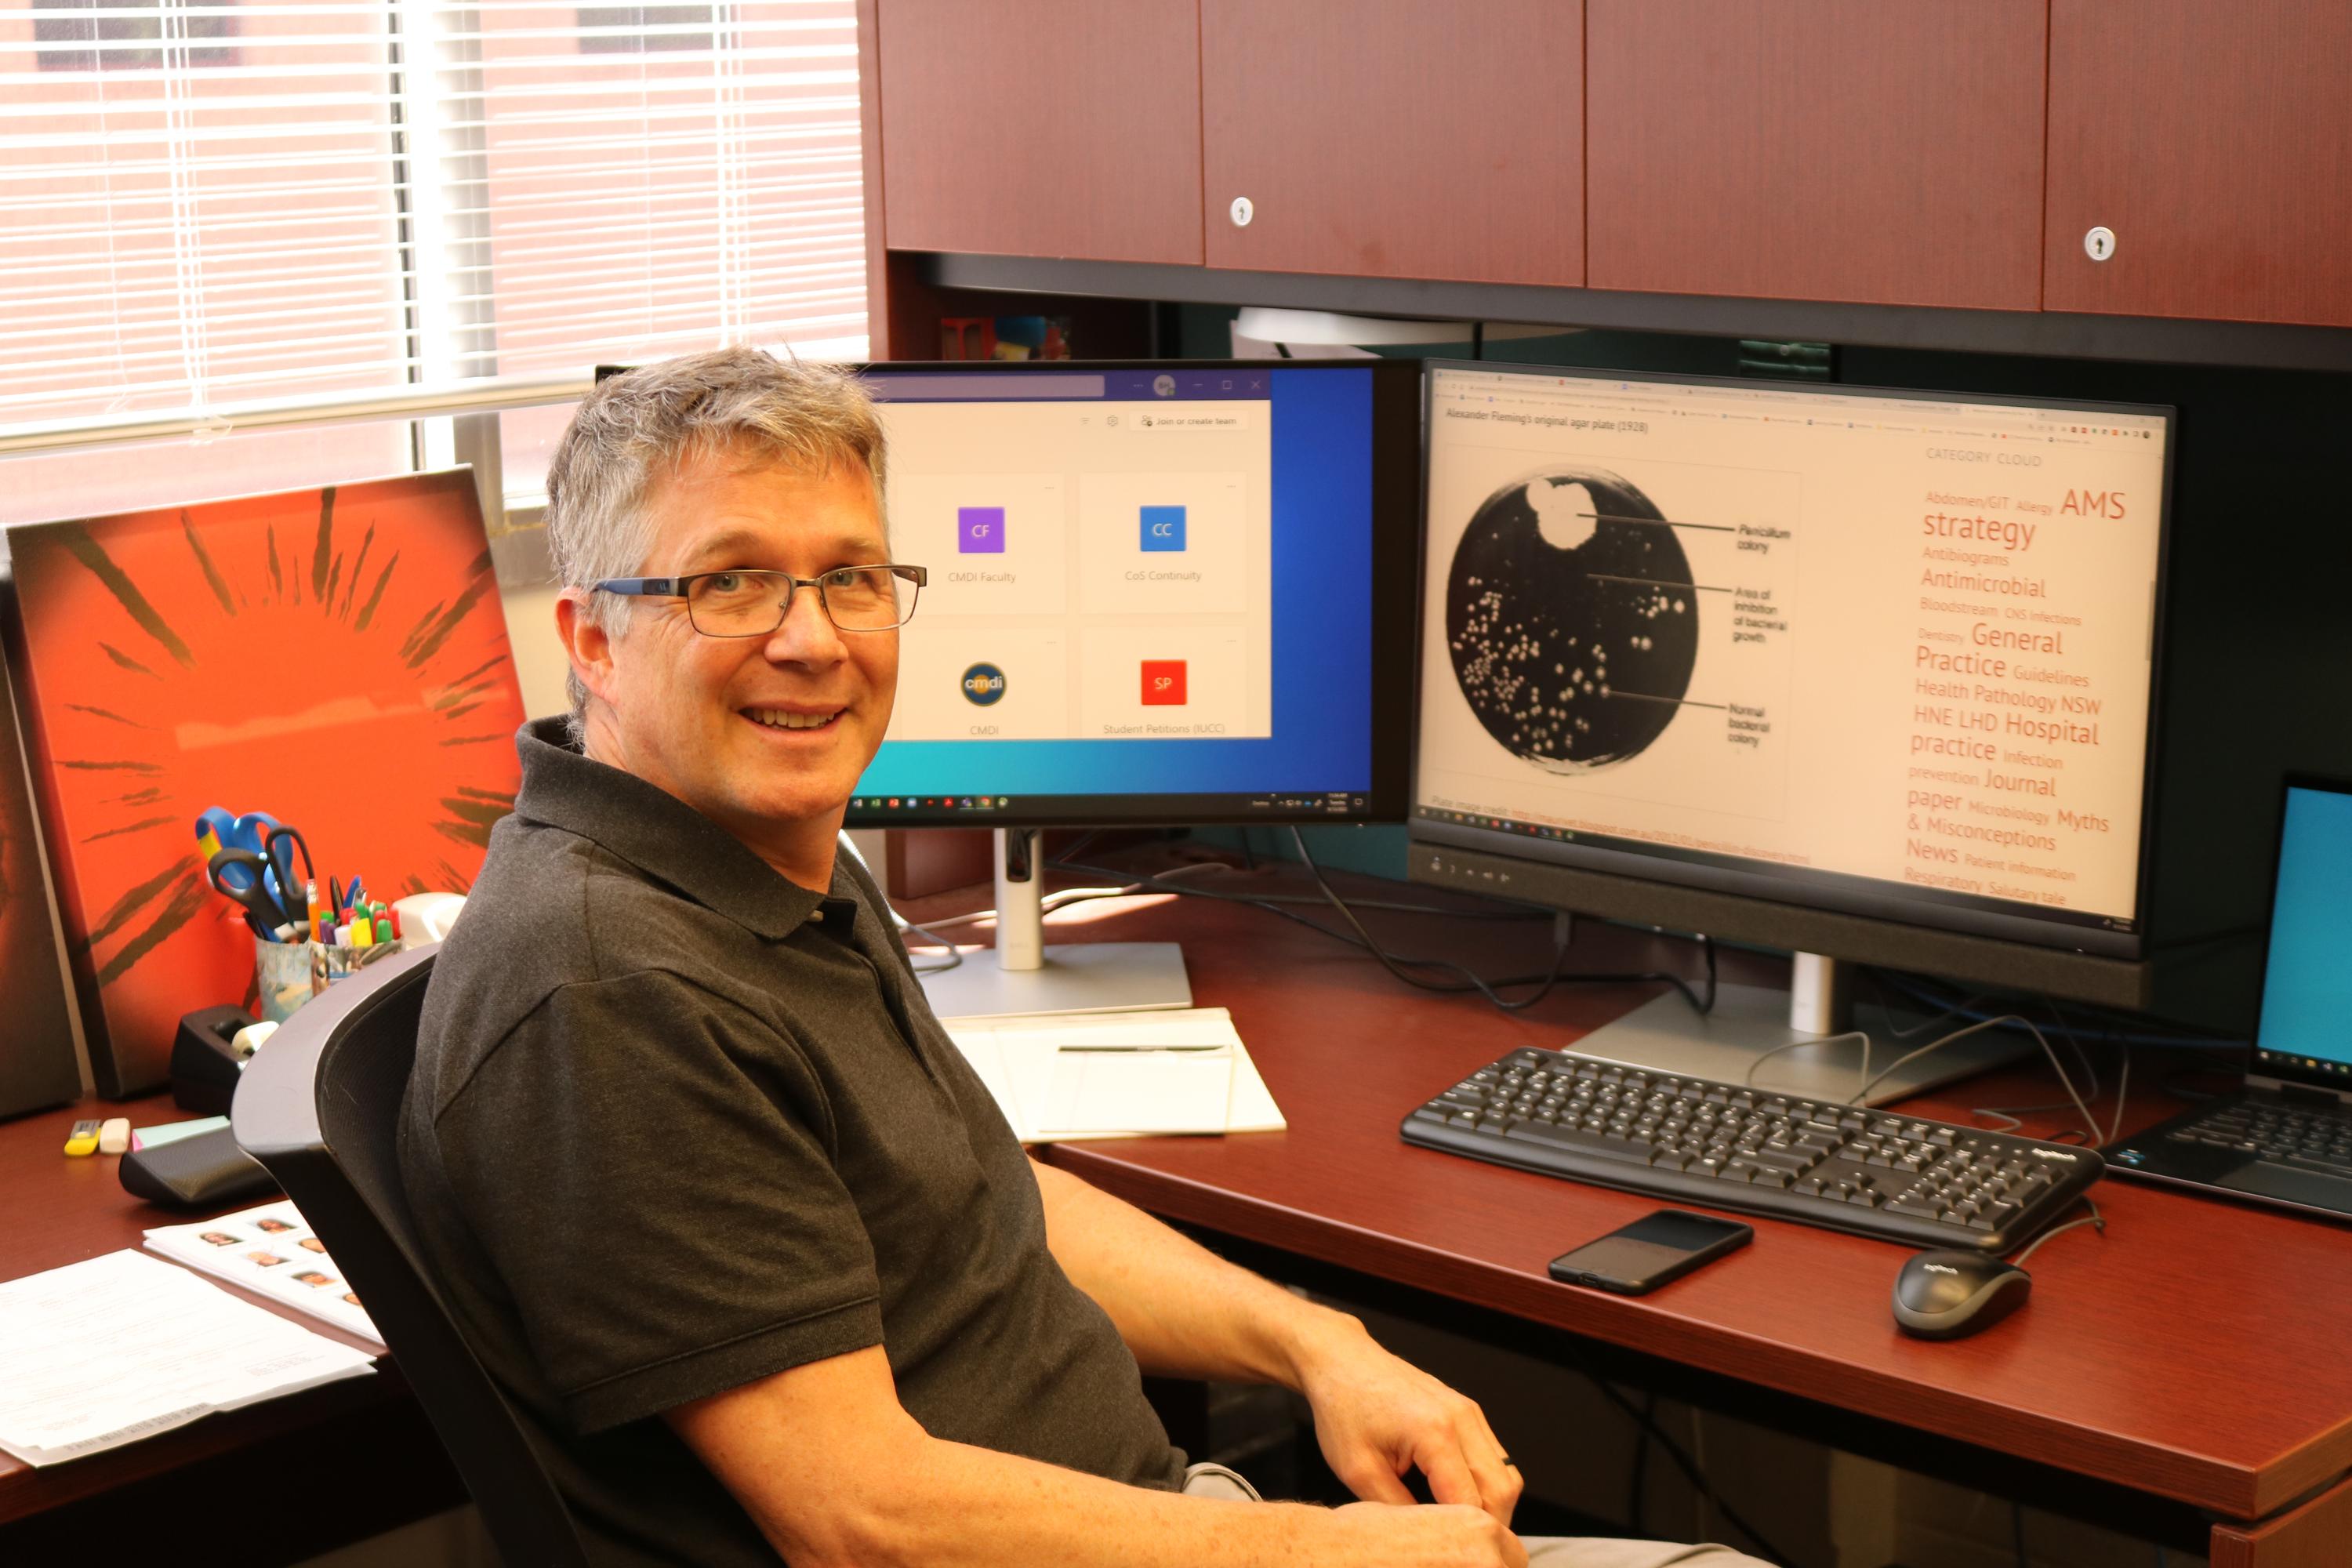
669, 1345, 1513, 1568
1027, 1156, 1368, 1389
811, 1429, 1325, 1568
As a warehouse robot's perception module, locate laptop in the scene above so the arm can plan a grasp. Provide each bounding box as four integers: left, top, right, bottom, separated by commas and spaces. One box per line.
2107, 777, 2352, 1220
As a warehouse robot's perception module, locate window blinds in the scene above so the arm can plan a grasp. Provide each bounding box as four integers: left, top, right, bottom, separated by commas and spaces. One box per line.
0, 0, 868, 435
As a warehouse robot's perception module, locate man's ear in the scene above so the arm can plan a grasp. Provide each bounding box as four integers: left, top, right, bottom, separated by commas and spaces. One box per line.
556, 589, 618, 710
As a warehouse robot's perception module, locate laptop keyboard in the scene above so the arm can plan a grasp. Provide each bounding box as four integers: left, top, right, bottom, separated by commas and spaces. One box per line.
2167, 1099, 2352, 1178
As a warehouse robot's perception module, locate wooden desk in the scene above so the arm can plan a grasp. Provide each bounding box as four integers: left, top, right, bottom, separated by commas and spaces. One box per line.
999, 867, 2352, 1567
6, 859, 2348, 1565
0, 1098, 463, 1559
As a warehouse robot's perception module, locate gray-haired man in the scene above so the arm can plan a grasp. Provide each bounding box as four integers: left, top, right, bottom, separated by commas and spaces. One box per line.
400, 346, 1769, 1567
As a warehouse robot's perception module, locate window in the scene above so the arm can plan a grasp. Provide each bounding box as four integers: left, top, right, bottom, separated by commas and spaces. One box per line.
33, 0, 239, 71
575, 2, 711, 53
0, 0, 867, 525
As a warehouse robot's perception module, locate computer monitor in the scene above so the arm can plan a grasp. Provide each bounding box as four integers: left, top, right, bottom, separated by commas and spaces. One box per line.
848, 359, 1421, 1015
2251, 778, 2352, 1093
1410, 362, 2173, 1099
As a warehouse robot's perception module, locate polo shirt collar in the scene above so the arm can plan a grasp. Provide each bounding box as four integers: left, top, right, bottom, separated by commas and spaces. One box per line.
510, 717, 859, 940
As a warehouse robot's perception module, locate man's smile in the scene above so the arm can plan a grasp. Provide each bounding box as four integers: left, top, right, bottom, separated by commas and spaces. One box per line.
742, 706, 846, 732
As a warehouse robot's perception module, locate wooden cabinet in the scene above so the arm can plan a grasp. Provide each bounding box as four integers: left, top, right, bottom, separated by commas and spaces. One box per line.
1199, 1, 1581, 286
1584, 0, 2046, 311
874, 0, 1203, 266
2045, 1, 2352, 328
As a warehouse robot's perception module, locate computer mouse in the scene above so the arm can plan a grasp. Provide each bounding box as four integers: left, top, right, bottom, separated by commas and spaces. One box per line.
1891, 1249, 2031, 1340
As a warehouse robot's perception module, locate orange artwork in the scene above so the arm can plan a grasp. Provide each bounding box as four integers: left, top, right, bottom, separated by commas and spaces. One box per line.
9, 469, 525, 1095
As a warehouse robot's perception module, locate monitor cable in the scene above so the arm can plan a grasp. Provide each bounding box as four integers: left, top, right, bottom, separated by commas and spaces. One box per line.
2005, 1196, 2106, 1265
1284, 827, 1719, 1016
1573, 1374, 1795, 1566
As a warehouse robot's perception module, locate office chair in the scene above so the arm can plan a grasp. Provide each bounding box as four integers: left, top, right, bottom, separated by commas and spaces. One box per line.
235, 946, 592, 1567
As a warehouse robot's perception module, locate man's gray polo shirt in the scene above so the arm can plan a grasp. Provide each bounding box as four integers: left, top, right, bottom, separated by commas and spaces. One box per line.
399, 718, 1184, 1565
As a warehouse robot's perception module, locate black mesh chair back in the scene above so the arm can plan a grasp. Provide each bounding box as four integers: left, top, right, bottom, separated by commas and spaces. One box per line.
234, 945, 590, 1566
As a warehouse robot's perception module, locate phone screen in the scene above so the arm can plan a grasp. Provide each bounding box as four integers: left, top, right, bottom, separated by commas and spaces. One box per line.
1550, 1210, 1750, 1292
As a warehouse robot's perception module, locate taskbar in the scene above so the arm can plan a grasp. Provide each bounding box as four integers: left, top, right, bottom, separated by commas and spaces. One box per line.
847, 789, 1375, 828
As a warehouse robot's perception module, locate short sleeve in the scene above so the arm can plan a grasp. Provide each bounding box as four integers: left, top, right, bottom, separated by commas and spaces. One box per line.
426, 968, 884, 1433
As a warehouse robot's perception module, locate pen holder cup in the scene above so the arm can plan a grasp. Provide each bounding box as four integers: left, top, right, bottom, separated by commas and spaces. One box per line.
254, 936, 410, 1024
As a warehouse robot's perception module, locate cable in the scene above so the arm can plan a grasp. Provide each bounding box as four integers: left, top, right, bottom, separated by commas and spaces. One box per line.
1579, 1378, 1795, 1566
1626, 1388, 1656, 1537
1284, 828, 1717, 1015
1852, 1014, 2103, 1143
2011, 1500, 2028, 1568
1872, 971, 2238, 1053
2009, 1198, 2106, 1265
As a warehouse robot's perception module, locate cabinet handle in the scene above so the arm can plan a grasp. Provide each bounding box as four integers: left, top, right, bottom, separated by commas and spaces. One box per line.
2083, 226, 2115, 263
1229, 195, 1254, 228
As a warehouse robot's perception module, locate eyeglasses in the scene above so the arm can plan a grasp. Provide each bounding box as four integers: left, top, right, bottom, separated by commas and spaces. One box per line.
592, 564, 927, 636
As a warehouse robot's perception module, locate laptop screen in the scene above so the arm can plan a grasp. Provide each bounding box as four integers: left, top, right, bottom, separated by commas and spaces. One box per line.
2255, 782, 2352, 1083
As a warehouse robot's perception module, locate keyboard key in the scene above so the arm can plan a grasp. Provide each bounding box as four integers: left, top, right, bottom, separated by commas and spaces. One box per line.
1503, 1122, 1652, 1163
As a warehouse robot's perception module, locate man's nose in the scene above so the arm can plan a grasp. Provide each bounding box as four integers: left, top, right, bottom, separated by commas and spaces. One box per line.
761, 583, 847, 662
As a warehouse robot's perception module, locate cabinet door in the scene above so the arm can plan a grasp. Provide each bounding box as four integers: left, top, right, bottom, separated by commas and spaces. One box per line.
2046, 1, 2352, 327
875, 0, 1202, 265
1586, 0, 2045, 310
1200, 1, 1581, 286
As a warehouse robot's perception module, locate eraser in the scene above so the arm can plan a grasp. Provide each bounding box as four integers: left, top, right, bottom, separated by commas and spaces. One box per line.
97, 1118, 131, 1155
232, 1019, 280, 1059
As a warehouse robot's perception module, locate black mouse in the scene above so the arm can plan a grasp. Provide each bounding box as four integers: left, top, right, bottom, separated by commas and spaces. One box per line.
1891, 1249, 2031, 1339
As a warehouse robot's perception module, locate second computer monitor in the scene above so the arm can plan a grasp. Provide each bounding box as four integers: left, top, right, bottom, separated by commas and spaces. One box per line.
1412, 362, 2173, 1018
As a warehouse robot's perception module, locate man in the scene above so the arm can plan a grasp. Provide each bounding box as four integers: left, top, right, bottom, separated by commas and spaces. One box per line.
401, 347, 1769, 1567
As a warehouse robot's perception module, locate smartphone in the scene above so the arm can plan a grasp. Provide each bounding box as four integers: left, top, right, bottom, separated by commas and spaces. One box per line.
1548, 1210, 1753, 1294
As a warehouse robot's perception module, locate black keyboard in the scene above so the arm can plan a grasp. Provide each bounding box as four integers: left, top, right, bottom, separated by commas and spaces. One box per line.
1401, 1047, 2103, 1253
2163, 1098, 2352, 1177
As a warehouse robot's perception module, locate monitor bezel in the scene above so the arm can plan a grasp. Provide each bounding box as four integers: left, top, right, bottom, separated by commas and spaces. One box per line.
844, 357, 1423, 830
1408, 358, 2179, 963
2249, 774, 2352, 1092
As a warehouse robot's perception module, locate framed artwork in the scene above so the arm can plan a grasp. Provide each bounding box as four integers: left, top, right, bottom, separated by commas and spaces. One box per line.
0, 630, 80, 1116
7, 469, 527, 1095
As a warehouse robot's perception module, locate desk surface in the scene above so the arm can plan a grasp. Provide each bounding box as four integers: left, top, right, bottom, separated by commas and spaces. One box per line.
7, 854, 2349, 1559
0, 1096, 437, 1530
979, 862, 2352, 1534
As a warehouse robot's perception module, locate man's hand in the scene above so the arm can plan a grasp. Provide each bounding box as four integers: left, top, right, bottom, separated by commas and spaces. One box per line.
1292, 1319, 1524, 1526
1329, 1502, 1529, 1568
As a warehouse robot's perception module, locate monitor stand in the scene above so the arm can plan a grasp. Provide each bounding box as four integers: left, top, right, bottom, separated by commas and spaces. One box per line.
914, 828, 1194, 1021
1564, 953, 2031, 1109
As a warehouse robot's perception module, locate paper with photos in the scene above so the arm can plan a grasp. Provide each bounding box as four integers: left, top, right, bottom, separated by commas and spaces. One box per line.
0, 1250, 374, 1467
146, 1200, 384, 1348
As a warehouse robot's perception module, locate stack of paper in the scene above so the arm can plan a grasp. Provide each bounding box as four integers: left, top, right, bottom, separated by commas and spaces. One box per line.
941, 1007, 1286, 1142
146, 1202, 384, 1349
0, 1251, 376, 1467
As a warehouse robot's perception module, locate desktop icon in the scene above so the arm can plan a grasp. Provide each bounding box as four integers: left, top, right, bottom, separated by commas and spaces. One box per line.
1140, 505, 1186, 552
957, 506, 1005, 554
1140, 660, 1187, 706
961, 662, 1007, 705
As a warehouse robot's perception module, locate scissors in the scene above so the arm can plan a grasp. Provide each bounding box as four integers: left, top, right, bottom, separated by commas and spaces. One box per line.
263, 823, 315, 910
206, 848, 299, 940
